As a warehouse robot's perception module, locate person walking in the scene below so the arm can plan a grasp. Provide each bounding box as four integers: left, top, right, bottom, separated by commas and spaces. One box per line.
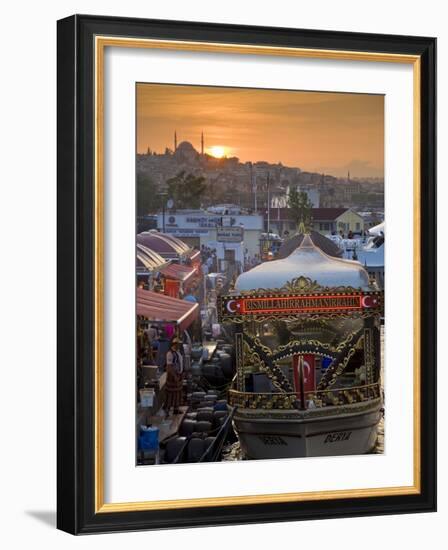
164, 337, 184, 415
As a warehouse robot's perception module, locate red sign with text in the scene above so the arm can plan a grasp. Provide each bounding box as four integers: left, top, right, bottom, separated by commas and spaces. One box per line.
220, 292, 381, 318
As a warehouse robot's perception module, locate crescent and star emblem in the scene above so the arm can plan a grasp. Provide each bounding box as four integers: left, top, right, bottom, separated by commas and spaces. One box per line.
361, 295, 378, 308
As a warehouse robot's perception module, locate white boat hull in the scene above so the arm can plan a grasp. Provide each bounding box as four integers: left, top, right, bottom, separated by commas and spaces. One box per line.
233, 399, 382, 459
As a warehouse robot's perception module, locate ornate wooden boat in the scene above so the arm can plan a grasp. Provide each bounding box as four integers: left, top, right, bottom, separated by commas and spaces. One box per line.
218, 234, 384, 459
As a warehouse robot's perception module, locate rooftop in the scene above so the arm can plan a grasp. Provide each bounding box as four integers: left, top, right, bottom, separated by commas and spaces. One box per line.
277, 231, 343, 259
264, 207, 350, 222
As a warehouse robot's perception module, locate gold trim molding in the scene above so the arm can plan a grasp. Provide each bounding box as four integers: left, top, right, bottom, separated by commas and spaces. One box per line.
94, 35, 421, 514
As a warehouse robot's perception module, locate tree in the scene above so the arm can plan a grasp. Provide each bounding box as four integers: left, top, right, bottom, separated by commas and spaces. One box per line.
166, 171, 207, 209
136, 172, 163, 215
288, 188, 313, 232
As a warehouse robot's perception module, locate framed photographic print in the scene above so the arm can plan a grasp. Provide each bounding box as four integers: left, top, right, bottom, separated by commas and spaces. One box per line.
57, 14, 436, 534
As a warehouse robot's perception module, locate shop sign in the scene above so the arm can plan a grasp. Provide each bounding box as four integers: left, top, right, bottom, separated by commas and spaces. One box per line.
217, 226, 244, 242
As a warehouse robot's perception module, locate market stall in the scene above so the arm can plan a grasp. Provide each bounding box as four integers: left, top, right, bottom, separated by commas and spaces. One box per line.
136, 288, 200, 429
136, 243, 169, 289
159, 263, 197, 298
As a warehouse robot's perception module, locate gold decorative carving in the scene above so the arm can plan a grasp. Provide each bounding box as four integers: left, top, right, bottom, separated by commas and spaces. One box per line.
242, 334, 295, 393
235, 332, 245, 392
228, 383, 381, 410
219, 310, 378, 324
240, 276, 364, 296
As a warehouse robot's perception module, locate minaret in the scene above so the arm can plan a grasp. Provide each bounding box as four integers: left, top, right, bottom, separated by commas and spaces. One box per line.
347, 170, 350, 182
201, 131, 204, 155
174, 130, 177, 151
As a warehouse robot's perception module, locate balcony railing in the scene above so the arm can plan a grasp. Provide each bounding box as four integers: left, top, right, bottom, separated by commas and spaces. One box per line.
228, 382, 381, 410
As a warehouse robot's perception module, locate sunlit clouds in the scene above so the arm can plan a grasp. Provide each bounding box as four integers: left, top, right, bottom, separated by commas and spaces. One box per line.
137, 83, 384, 178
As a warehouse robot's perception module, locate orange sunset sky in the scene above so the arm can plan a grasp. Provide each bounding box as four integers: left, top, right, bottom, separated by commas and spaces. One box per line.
137, 83, 384, 178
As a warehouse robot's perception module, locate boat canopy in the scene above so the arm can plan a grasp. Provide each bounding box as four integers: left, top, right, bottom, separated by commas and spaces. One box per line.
236, 234, 371, 292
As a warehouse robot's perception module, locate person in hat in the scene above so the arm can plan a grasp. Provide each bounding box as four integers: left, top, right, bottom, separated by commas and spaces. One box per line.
164, 337, 184, 415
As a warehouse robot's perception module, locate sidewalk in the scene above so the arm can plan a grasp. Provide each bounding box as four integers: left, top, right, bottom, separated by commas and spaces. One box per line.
146, 406, 189, 442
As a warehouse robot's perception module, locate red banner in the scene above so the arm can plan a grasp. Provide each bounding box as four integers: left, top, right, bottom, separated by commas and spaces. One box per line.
164, 279, 180, 299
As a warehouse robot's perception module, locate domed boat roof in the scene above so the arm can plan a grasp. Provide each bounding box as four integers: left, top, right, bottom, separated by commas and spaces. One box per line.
236, 234, 371, 292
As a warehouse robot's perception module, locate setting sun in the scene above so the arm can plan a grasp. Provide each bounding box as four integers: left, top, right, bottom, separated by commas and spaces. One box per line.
209, 145, 226, 158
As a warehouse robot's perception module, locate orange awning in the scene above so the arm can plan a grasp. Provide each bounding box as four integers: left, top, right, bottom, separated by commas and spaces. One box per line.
160, 263, 196, 283
136, 288, 199, 331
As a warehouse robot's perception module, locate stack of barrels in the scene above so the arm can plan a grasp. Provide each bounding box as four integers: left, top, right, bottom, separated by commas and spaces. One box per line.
190, 343, 235, 386
164, 390, 231, 463
162, 341, 236, 464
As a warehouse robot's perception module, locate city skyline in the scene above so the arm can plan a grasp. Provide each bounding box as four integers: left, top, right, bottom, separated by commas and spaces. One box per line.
137, 83, 384, 179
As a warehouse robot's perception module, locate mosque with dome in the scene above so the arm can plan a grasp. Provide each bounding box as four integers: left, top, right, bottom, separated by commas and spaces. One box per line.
172, 131, 206, 164
140, 130, 240, 168
136, 130, 303, 210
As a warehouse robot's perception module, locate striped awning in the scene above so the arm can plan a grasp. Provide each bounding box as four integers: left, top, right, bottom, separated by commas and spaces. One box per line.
160, 263, 196, 283
136, 288, 199, 331
137, 231, 191, 259
136, 243, 168, 271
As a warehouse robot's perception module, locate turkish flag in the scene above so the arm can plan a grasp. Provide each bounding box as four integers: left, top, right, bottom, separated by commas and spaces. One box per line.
293, 354, 316, 394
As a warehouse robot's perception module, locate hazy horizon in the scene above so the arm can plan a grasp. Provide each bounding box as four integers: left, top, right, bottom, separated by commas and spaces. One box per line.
137, 83, 384, 178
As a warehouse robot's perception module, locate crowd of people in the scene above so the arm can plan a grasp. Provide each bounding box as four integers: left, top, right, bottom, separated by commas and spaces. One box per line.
332, 228, 370, 239
244, 249, 261, 270
200, 245, 218, 275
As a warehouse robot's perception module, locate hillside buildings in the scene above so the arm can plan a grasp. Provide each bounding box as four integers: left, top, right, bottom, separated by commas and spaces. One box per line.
264, 207, 366, 237
137, 134, 384, 213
